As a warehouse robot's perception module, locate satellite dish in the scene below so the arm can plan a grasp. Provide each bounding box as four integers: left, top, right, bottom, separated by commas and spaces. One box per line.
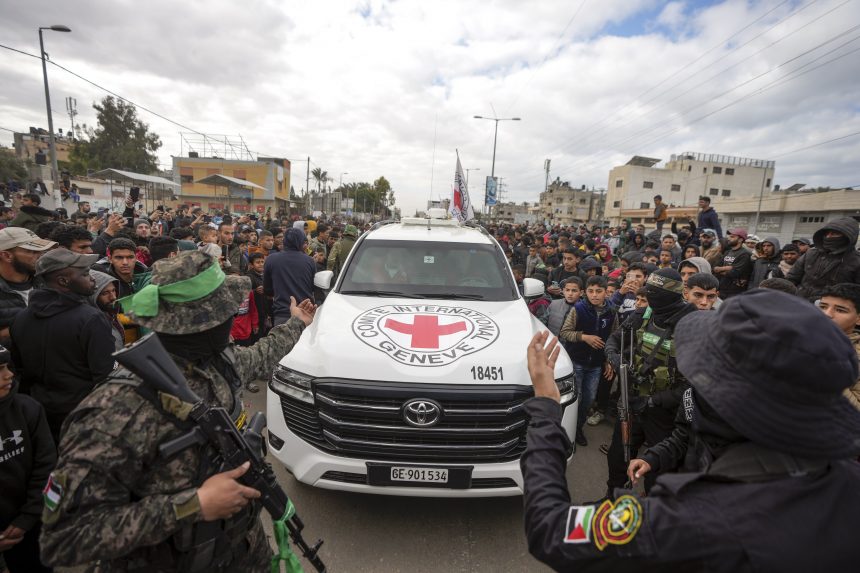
277, 166, 284, 182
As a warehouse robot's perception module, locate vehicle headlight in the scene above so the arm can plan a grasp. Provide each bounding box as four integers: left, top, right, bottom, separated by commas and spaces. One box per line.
555, 373, 577, 406
270, 366, 314, 404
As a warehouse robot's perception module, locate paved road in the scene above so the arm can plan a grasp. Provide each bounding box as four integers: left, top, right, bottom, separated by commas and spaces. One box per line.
247, 387, 614, 573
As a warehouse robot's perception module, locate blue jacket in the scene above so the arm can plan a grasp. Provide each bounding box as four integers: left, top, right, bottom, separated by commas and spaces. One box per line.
697, 207, 722, 238
566, 299, 615, 368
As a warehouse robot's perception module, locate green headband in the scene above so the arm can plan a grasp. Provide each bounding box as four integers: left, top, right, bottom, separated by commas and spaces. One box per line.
120, 262, 225, 318
645, 274, 684, 294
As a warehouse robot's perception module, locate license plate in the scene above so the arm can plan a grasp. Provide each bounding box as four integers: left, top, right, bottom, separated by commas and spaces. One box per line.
390, 466, 448, 483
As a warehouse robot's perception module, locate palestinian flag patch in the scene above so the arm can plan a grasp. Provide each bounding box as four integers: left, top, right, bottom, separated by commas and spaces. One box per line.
564, 505, 595, 544
43, 472, 65, 512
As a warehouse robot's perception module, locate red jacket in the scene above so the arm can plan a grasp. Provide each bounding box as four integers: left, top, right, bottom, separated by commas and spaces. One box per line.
230, 292, 259, 341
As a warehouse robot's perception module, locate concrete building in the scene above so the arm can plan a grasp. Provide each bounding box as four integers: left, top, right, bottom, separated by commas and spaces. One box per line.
172, 155, 291, 214
539, 180, 607, 226
495, 202, 540, 225
13, 128, 74, 164
606, 152, 775, 223
616, 187, 859, 247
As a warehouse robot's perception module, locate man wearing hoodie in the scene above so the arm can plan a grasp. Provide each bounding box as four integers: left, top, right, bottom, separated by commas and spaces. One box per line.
750, 236, 782, 287
677, 256, 712, 286
10, 249, 115, 443
788, 217, 860, 301
264, 227, 316, 326
0, 345, 56, 572
0, 228, 56, 347
8, 194, 54, 233
713, 228, 753, 299
88, 270, 124, 350
696, 196, 722, 238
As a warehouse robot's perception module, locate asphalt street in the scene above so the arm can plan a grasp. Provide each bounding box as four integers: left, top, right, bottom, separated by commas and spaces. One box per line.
247, 388, 614, 573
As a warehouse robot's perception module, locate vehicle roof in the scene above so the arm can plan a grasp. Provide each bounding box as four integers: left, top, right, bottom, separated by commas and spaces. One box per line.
363, 220, 496, 245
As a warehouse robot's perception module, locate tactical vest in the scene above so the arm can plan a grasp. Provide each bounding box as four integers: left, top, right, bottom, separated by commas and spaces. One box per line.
631, 308, 678, 396
105, 350, 257, 573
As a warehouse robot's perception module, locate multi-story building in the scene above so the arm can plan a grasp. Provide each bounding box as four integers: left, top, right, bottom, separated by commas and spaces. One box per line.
495, 202, 540, 225
616, 186, 859, 247
539, 180, 607, 226
13, 128, 74, 164
172, 155, 291, 214
606, 152, 776, 223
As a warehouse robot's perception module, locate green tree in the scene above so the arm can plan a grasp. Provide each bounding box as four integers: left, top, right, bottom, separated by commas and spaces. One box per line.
0, 153, 29, 185
69, 96, 162, 175
310, 167, 329, 194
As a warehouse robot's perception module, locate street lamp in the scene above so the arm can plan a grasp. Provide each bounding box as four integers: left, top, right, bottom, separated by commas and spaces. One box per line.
465, 167, 480, 187
474, 115, 520, 213
39, 24, 71, 209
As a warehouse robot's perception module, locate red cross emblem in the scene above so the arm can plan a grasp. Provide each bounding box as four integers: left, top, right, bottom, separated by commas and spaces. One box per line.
384, 315, 467, 349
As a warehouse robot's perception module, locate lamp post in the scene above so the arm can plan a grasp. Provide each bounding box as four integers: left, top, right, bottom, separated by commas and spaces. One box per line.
473, 115, 520, 215
39, 25, 71, 209
465, 167, 480, 187
339, 172, 348, 216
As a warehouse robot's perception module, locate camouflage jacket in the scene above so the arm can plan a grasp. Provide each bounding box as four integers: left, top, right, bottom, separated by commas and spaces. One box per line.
326, 236, 356, 277
39, 318, 306, 571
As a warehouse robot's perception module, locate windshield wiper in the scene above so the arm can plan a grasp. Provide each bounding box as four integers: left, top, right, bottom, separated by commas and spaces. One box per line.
415, 293, 486, 300
340, 290, 427, 298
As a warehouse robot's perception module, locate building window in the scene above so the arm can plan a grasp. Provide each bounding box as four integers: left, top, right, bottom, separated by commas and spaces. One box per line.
613, 201, 621, 208
713, 166, 723, 174
800, 215, 825, 224
703, 167, 707, 173
709, 188, 718, 196
615, 179, 623, 188
671, 184, 681, 192
766, 178, 772, 187
77, 187, 94, 195
180, 174, 194, 184
579, 199, 586, 205
639, 202, 650, 209
643, 181, 654, 189
688, 165, 692, 171
721, 189, 731, 197
725, 168, 735, 175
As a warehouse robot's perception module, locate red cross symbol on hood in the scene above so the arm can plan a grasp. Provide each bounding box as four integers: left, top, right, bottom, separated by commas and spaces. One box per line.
384, 315, 468, 349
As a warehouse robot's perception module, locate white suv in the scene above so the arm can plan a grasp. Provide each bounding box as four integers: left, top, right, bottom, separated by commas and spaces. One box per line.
266, 215, 578, 497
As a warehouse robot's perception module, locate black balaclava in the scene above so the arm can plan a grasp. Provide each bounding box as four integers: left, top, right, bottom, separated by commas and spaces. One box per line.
690, 390, 745, 469
159, 319, 234, 363
822, 235, 848, 254
644, 268, 688, 324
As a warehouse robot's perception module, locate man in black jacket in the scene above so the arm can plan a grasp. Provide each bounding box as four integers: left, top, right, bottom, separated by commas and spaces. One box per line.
712, 228, 752, 299
10, 249, 115, 443
520, 290, 860, 571
0, 228, 56, 347
0, 345, 55, 572
788, 217, 860, 301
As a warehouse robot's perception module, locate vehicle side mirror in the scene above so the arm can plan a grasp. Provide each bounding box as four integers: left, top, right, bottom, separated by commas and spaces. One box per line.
314, 270, 334, 290
522, 278, 545, 298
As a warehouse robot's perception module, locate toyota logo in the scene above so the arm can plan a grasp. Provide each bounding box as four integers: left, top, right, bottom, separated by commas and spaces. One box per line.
402, 398, 443, 427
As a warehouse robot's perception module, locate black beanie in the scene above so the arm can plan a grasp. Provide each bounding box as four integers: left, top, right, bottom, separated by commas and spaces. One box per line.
645, 268, 684, 314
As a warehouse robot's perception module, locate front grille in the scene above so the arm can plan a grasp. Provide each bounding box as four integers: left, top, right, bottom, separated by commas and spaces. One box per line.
277, 379, 535, 464
320, 471, 367, 485
319, 472, 518, 489
471, 477, 518, 489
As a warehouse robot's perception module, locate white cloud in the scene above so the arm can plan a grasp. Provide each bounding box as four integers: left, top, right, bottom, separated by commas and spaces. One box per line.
1, 0, 858, 216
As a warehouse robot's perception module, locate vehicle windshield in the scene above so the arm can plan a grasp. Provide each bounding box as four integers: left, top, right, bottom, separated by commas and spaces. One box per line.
338, 239, 518, 301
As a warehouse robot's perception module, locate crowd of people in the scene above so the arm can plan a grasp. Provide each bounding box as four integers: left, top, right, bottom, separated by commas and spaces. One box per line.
0, 186, 857, 571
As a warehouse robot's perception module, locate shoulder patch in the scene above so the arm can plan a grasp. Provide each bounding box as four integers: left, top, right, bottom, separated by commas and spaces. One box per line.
564, 505, 595, 544
42, 471, 66, 517
592, 495, 643, 551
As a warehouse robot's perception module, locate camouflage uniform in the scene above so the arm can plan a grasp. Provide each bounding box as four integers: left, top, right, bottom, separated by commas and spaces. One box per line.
40, 252, 307, 572
326, 226, 357, 278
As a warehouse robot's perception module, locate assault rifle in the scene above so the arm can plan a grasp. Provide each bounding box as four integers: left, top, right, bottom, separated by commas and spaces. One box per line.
618, 326, 634, 488
114, 333, 326, 573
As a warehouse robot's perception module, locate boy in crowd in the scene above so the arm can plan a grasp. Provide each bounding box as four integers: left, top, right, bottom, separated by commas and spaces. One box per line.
684, 272, 720, 311
759, 277, 797, 295
778, 244, 800, 277
657, 249, 675, 269
246, 252, 269, 336
559, 275, 616, 447
816, 283, 860, 410
610, 262, 648, 322
678, 257, 711, 287
634, 287, 649, 310
0, 344, 56, 573
546, 277, 582, 337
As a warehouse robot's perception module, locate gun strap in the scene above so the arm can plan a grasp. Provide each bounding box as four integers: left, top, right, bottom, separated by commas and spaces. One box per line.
271, 501, 304, 573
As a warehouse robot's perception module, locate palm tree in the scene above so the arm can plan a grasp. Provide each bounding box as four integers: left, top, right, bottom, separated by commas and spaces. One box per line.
311, 168, 328, 194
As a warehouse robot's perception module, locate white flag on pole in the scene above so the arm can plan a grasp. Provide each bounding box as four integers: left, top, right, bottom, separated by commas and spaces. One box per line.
449, 152, 474, 222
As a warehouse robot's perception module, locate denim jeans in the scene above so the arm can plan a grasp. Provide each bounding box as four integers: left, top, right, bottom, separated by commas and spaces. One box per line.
574, 363, 602, 432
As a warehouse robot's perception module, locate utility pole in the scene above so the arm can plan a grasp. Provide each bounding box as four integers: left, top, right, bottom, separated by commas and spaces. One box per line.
752, 165, 769, 233
305, 156, 310, 214
65, 97, 77, 139
544, 159, 551, 193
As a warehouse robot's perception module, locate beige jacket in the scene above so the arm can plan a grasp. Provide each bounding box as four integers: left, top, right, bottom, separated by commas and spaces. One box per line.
844, 331, 860, 411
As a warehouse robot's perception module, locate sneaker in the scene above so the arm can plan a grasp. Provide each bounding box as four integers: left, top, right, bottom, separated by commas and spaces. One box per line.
575, 430, 588, 447
245, 382, 260, 394
587, 411, 605, 426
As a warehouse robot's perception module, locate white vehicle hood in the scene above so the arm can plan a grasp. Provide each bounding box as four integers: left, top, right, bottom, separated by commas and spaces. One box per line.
281, 294, 573, 384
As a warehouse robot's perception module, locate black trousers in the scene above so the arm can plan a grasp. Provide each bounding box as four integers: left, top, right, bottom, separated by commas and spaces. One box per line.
2, 523, 51, 572
606, 403, 677, 494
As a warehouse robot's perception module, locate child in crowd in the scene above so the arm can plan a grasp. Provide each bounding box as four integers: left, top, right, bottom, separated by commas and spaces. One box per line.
246, 252, 269, 335
546, 277, 583, 336
635, 287, 649, 310
559, 275, 616, 447
815, 283, 860, 410
684, 272, 720, 311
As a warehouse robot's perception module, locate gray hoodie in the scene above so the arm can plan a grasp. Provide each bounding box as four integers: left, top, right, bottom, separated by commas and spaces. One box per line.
680, 256, 712, 275
750, 237, 782, 288
89, 270, 124, 350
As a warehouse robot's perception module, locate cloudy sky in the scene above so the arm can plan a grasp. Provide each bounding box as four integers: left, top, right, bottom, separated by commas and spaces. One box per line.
1, 0, 859, 215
